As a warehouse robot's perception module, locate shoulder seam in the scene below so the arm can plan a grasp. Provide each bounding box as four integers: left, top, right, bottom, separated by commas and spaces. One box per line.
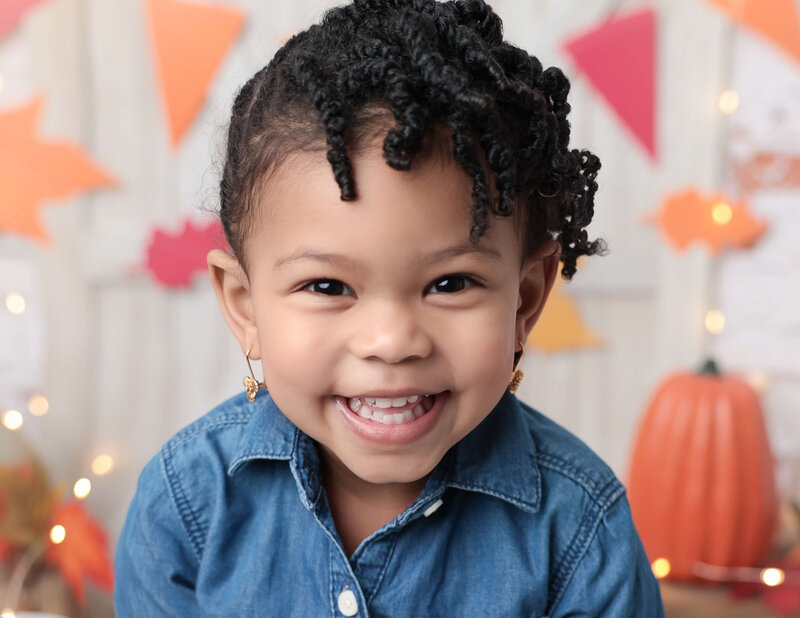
166, 411, 252, 451
546, 477, 627, 612
536, 451, 623, 510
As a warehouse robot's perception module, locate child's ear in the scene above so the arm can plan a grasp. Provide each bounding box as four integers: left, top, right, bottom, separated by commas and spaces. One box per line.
515, 241, 561, 342
207, 249, 261, 359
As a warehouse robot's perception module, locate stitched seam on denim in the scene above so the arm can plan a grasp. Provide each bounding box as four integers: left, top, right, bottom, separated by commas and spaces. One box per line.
160, 446, 205, 561
446, 481, 537, 511
536, 452, 622, 510
365, 532, 399, 605
547, 487, 627, 613
166, 412, 252, 451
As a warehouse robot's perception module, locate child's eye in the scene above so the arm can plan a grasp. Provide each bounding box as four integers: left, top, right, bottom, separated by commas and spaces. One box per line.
426, 275, 476, 294
301, 279, 355, 296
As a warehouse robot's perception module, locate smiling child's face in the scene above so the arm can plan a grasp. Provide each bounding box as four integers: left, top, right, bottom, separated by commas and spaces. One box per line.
208, 139, 559, 488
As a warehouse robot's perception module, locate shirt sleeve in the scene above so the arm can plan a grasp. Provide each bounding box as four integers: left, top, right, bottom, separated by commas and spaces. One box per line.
549, 492, 665, 618
114, 454, 201, 617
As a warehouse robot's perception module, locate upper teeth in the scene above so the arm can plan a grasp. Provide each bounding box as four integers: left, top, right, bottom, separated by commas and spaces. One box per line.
360, 395, 422, 408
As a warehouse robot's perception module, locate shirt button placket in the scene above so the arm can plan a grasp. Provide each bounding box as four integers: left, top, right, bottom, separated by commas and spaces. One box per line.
337, 588, 359, 616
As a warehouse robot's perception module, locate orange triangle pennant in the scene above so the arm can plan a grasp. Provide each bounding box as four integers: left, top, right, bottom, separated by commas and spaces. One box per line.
527, 265, 603, 353
0, 98, 116, 244
704, 0, 800, 65
145, 0, 245, 148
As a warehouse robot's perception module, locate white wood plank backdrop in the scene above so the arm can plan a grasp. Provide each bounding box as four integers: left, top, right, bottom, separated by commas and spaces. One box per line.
1, 1, 799, 615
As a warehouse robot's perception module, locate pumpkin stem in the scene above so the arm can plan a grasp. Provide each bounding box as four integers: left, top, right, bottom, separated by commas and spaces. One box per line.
698, 358, 720, 375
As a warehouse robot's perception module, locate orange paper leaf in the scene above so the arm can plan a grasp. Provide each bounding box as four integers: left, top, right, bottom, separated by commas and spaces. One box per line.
44, 501, 114, 605
704, 0, 800, 65
145, 0, 246, 147
527, 265, 602, 353
649, 188, 767, 253
0, 98, 116, 244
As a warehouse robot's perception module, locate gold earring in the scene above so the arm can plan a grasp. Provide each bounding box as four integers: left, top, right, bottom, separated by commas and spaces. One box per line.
508, 340, 525, 394
243, 345, 267, 402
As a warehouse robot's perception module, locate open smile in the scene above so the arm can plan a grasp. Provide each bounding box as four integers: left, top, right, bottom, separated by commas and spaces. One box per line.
344, 393, 437, 425
333, 391, 449, 445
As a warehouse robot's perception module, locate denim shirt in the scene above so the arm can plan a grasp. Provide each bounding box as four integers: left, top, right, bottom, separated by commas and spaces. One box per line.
115, 390, 664, 617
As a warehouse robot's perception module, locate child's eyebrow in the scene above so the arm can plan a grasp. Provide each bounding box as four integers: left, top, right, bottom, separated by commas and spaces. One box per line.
273, 243, 502, 271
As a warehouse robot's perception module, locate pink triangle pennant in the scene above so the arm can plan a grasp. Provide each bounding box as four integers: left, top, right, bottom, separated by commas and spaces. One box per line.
0, 0, 51, 39
564, 8, 658, 161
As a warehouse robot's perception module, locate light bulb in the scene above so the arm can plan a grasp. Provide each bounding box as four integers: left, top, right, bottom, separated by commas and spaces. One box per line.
651, 558, 671, 579
705, 309, 725, 335
761, 567, 785, 587
1, 410, 23, 431
74, 477, 92, 499
719, 89, 739, 115
50, 524, 66, 544
28, 395, 49, 416
5, 292, 26, 315
711, 202, 732, 226
92, 454, 115, 476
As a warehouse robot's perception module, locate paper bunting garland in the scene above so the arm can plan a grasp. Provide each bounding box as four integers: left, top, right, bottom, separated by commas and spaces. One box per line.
144, 219, 230, 288
703, 0, 800, 66
0, 98, 116, 244
0, 0, 51, 39
647, 188, 767, 253
527, 265, 603, 353
563, 8, 657, 160
145, 0, 245, 148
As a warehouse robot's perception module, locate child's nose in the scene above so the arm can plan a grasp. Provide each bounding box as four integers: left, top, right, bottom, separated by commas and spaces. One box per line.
349, 299, 433, 364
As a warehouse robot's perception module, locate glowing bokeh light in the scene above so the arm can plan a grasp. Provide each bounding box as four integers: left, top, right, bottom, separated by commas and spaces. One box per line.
719, 89, 739, 115
761, 567, 785, 587
711, 202, 733, 226
5, 292, 26, 315
50, 524, 66, 544
705, 309, 726, 335
28, 394, 49, 416
651, 558, 671, 579
74, 477, 92, 499
1, 410, 23, 431
92, 454, 115, 476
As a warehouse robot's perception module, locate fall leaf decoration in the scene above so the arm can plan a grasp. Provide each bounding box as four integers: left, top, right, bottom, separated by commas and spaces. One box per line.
647, 188, 767, 253
0, 0, 51, 39
44, 501, 114, 605
0, 457, 113, 606
144, 218, 230, 288
0, 460, 63, 552
0, 97, 116, 244
527, 263, 603, 353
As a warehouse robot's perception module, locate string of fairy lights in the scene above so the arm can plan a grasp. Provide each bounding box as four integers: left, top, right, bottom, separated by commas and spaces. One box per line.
645, 83, 792, 592
2, 289, 116, 602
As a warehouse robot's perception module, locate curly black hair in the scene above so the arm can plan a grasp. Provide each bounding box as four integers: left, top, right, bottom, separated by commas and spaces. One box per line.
219, 0, 605, 279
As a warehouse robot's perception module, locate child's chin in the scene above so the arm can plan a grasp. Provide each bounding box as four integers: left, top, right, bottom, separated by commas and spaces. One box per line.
347, 457, 438, 486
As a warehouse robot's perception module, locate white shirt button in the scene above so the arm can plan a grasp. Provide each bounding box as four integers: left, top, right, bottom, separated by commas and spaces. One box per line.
337, 588, 359, 616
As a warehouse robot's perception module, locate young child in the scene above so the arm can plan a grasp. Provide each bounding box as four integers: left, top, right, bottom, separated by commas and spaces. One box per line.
115, 0, 665, 615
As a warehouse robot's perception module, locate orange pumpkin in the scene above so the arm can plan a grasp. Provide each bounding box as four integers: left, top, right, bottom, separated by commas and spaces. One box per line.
627, 359, 778, 581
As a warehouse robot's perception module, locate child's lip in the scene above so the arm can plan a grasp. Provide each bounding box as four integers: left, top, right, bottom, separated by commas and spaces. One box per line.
343, 389, 442, 399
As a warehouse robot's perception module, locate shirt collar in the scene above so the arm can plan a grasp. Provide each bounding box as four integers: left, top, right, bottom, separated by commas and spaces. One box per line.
228, 390, 541, 514
228, 394, 297, 475
445, 390, 541, 513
